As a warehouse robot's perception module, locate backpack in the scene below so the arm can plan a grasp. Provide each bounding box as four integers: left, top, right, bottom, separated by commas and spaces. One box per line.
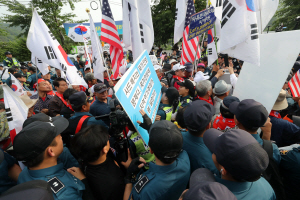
262, 140, 287, 200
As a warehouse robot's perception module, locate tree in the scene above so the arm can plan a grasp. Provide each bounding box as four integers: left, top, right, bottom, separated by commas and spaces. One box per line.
0, 38, 31, 62
151, 0, 206, 46
0, 0, 86, 52
272, 0, 300, 31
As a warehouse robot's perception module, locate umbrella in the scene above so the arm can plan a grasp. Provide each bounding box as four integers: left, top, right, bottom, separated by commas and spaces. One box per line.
68, 24, 91, 42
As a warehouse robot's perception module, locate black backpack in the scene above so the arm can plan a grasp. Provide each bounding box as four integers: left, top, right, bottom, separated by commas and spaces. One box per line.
262, 140, 286, 200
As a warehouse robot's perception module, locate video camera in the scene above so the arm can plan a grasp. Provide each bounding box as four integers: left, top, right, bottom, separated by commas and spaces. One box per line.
163, 70, 175, 86
95, 99, 131, 162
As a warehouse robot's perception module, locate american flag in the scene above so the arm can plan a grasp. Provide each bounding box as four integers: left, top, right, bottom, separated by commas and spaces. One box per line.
180, 0, 201, 65
101, 0, 123, 79
289, 71, 300, 97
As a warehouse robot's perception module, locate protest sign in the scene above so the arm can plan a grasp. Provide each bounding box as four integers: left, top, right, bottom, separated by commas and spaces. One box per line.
114, 50, 162, 145
149, 55, 158, 66
233, 31, 300, 113
188, 7, 216, 41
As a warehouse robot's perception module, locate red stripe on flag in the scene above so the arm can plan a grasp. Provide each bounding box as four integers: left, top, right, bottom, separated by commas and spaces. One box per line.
10, 129, 16, 144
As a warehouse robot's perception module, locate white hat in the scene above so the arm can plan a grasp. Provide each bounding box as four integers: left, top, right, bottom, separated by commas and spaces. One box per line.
154, 65, 162, 71
90, 85, 95, 94
272, 89, 288, 111
169, 59, 178, 64
194, 71, 209, 83
173, 64, 185, 71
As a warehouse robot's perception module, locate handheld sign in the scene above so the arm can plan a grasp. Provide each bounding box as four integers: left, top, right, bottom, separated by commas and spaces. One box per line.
114, 50, 162, 145
188, 7, 216, 41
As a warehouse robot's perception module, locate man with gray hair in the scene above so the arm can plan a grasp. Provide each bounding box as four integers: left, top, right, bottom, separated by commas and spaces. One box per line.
85, 73, 97, 88
194, 80, 213, 105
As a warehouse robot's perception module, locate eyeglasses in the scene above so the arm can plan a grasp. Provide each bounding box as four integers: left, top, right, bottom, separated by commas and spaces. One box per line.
95, 85, 107, 92
180, 69, 185, 72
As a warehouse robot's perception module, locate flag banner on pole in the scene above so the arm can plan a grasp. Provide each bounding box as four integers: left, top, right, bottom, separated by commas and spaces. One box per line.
210, 0, 223, 20
122, 0, 154, 61
31, 53, 50, 76
88, 12, 105, 82
27, 9, 87, 88
188, 7, 216, 41
180, 0, 201, 66
10, 74, 25, 96
256, 0, 279, 33
207, 29, 218, 67
83, 36, 92, 71
114, 50, 162, 145
174, 0, 188, 44
1, 69, 10, 80
3, 85, 28, 143
222, 10, 260, 66
220, 0, 249, 52
101, 0, 123, 79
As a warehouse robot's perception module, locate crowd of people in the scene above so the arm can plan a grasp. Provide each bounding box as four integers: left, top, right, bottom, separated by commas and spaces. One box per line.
0, 48, 299, 200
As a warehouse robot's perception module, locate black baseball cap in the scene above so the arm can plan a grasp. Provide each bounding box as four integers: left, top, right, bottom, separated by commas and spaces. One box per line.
184, 62, 193, 72
292, 61, 300, 73
23, 113, 63, 128
14, 73, 26, 79
162, 64, 171, 71
148, 121, 182, 159
94, 83, 108, 93
165, 87, 179, 105
203, 129, 269, 182
200, 57, 207, 62
184, 168, 237, 200
20, 66, 28, 70
218, 53, 225, 58
177, 80, 194, 94
28, 67, 37, 72
229, 99, 268, 129
222, 96, 240, 110
184, 100, 215, 132
5, 51, 11, 55
13, 120, 69, 162
69, 91, 88, 108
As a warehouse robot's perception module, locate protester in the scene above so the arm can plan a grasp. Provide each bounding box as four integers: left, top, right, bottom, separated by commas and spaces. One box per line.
3, 52, 19, 67
270, 89, 300, 147
213, 80, 232, 114
74, 55, 81, 70
183, 63, 193, 80
171, 64, 185, 89
70, 125, 125, 200
30, 79, 53, 114
89, 83, 111, 126
182, 100, 219, 174
85, 73, 97, 89
197, 63, 205, 72
0, 103, 10, 148
194, 80, 213, 105
123, 121, 190, 200
60, 88, 76, 119
52, 68, 62, 80
169, 59, 178, 69
213, 96, 240, 132
203, 129, 276, 200
154, 65, 162, 80
48, 78, 69, 117
200, 57, 210, 74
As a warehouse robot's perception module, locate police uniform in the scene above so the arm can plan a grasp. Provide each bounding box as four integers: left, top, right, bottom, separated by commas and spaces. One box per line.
18, 163, 85, 200
157, 103, 173, 121
0, 149, 17, 194
279, 144, 300, 200
27, 74, 38, 90
178, 95, 192, 108
129, 132, 155, 169
130, 150, 190, 200
19, 70, 31, 79
3, 57, 19, 67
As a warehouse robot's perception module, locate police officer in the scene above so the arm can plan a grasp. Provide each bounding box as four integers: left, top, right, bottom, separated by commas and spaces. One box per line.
3, 51, 19, 68
123, 121, 190, 200
157, 87, 179, 121
203, 129, 276, 200
27, 67, 38, 90
279, 144, 300, 199
177, 79, 194, 108
19, 66, 31, 80
13, 120, 87, 200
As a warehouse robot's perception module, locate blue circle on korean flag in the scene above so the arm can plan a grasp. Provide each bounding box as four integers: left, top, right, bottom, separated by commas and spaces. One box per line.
246, 0, 256, 12
207, 34, 213, 44
74, 26, 88, 35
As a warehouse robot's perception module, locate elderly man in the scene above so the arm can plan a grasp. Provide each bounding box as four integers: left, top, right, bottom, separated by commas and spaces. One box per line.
154, 65, 162, 80
183, 63, 193, 80
171, 64, 185, 90
213, 80, 232, 115
169, 59, 178, 69
194, 80, 213, 105
30, 79, 53, 114
85, 73, 97, 89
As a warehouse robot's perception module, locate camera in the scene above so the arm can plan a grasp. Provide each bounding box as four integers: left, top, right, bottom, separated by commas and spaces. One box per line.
163, 70, 175, 86
95, 99, 130, 162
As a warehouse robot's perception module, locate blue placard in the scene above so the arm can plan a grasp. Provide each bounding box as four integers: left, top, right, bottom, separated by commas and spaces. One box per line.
188, 7, 216, 40
63, 21, 123, 37
114, 50, 162, 145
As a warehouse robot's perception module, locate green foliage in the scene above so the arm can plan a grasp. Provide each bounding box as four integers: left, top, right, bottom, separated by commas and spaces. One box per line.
151, 0, 206, 46
0, 23, 23, 42
0, 0, 86, 56
0, 37, 31, 62
272, 0, 300, 31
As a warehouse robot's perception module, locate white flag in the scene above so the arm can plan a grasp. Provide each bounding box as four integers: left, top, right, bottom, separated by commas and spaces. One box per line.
174, 0, 187, 44
88, 12, 104, 82
210, 0, 223, 20
222, 11, 260, 66
256, 0, 279, 33
27, 9, 87, 88
3, 85, 28, 142
207, 29, 218, 67
123, 0, 154, 61
31, 53, 50, 76
10, 74, 25, 96
1, 68, 10, 80
220, 0, 249, 52
83, 36, 92, 71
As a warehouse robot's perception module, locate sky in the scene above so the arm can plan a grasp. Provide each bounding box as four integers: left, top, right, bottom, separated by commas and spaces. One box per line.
0, 0, 123, 23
